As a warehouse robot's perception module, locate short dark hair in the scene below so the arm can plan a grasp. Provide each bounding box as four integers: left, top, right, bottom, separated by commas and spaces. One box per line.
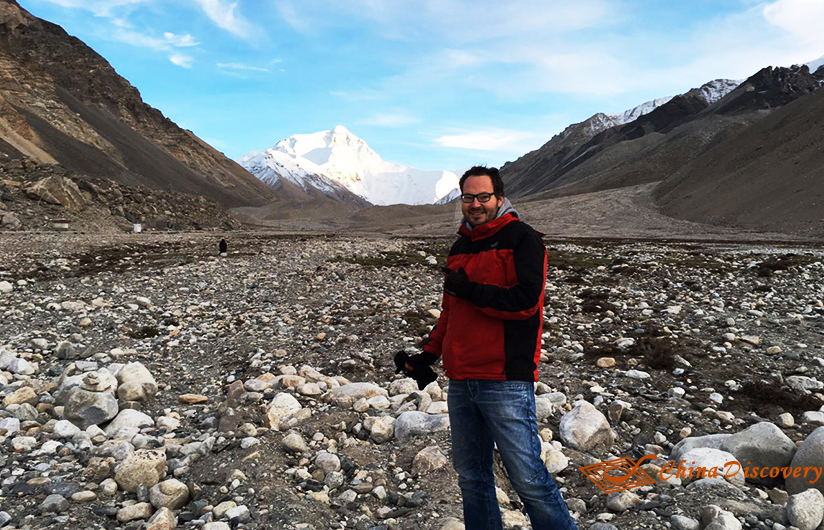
460, 166, 504, 197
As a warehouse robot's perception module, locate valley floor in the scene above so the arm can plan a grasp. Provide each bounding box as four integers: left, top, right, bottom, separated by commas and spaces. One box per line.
1, 232, 824, 530
236, 183, 821, 244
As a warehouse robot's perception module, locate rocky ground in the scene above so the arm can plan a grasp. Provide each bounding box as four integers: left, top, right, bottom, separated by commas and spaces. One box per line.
0, 160, 240, 233
1, 231, 824, 530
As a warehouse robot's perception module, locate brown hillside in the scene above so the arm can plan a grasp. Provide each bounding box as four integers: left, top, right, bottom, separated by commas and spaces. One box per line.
501, 66, 822, 205
655, 88, 824, 237
0, 0, 277, 208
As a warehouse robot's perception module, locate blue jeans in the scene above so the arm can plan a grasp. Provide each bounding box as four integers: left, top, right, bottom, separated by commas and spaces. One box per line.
448, 379, 578, 530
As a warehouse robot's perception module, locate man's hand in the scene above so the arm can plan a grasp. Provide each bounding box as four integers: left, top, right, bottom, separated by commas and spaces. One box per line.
394, 351, 438, 390
443, 267, 475, 299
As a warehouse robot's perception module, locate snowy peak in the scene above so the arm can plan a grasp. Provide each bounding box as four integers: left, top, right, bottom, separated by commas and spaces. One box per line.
577, 78, 741, 139
606, 96, 675, 127
240, 126, 459, 206
690, 78, 742, 105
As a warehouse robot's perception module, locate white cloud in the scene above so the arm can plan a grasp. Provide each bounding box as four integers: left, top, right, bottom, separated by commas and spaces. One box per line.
763, 0, 824, 50
113, 29, 199, 53
113, 28, 168, 51
164, 32, 198, 47
350, 0, 824, 110
169, 54, 194, 68
275, 0, 614, 40
190, 0, 257, 39
357, 113, 420, 127
435, 128, 542, 153
217, 62, 269, 72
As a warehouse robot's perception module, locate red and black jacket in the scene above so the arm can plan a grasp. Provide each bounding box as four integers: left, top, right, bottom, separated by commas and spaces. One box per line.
424, 212, 547, 382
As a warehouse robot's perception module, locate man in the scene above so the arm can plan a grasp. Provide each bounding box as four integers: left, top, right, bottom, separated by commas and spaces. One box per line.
405, 166, 577, 530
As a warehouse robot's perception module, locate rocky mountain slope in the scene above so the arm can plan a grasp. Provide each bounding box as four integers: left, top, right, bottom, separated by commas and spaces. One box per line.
1, 232, 823, 530
499, 79, 740, 197
0, 158, 241, 232
497, 64, 824, 237
239, 126, 460, 206
654, 85, 824, 237
0, 0, 277, 209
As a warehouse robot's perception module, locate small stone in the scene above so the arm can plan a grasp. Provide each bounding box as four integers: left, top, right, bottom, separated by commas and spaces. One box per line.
411, 446, 448, 476
740, 335, 761, 346
146, 507, 177, 530
776, 413, 794, 428
3, 386, 38, 407
135, 296, 152, 308
104, 409, 154, 436
769, 488, 789, 505
179, 394, 208, 404
314, 451, 341, 474
502, 509, 530, 527
596, 357, 616, 368
608, 400, 630, 423
370, 416, 396, 443
371, 486, 387, 500
40, 494, 69, 513
786, 488, 824, 530
149, 479, 190, 510
115, 449, 168, 493
213, 501, 237, 519
117, 502, 153, 523
203, 523, 232, 530
670, 515, 700, 530
281, 432, 308, 453
116, 362, 158, 402
11, 436, 37, 452
64, 389, 119, 428
225, 505, 250, 520
606, 490, 642, 512
802, 411, 824, 425
99, 478, 118, 496
560, 400, 614, 451
71, 491, 97, 502
266, 392, 302, 430
393, 411, 449, 441
0, 418, 20, 435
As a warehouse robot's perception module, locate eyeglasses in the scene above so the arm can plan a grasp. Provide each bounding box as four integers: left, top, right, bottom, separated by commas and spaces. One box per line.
460, 193, 495, 204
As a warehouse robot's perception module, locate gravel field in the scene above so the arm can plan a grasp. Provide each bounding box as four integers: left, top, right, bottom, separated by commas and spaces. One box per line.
1, 231, 824, 530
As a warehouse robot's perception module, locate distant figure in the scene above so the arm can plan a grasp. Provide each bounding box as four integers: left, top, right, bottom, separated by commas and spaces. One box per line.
219, 238, 228, 257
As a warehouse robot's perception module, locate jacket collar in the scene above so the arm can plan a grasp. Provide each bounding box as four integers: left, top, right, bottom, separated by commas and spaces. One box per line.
458, 211, 520, 241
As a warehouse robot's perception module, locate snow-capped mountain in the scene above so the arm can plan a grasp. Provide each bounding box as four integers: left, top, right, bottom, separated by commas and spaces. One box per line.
606, 96, 675, 127
805, 55, 824, 73
435, 187, 462, 205
693, 79, 742, 105
583, 79, 740, 137
239, 126, 459, 206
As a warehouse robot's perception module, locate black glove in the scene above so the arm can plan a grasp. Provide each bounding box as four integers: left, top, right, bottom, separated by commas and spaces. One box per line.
394, 350, 438, 390
443, 267, 475, 299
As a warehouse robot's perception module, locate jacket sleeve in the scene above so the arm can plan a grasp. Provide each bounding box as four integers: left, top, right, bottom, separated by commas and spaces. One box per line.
423, 291, 449, 358
469, 230, 546, 321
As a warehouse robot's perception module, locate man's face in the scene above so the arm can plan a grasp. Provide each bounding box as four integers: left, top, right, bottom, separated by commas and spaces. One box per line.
461, 175, 503, 227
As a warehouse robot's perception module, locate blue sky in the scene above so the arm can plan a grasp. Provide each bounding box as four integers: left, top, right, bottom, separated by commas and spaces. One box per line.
19, 0, 824, 172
